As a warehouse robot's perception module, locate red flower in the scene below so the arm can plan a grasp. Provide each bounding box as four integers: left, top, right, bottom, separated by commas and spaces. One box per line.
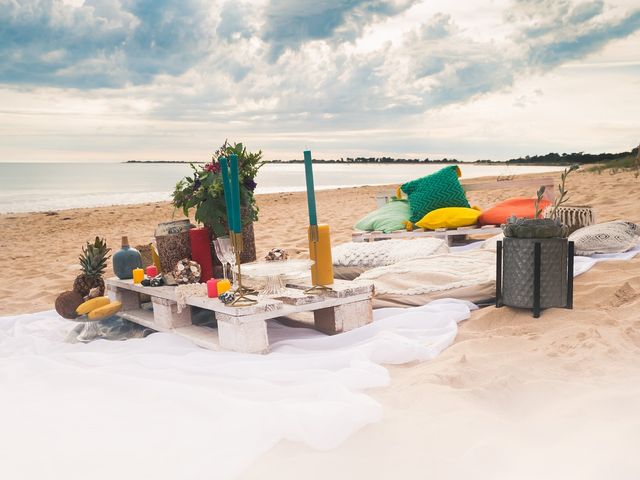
204, 162, 220, 174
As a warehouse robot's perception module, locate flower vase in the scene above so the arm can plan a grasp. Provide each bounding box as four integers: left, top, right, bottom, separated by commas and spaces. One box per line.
112, 236, 142, 280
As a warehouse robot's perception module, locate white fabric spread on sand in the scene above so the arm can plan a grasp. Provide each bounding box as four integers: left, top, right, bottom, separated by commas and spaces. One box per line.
0, 299, 472, 480
332, 237, 449, 267
458, 235, 640, 278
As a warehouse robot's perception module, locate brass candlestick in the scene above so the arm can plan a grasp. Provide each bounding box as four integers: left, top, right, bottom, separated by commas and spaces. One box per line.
230, 232, 257, 307
304, 224, 333, 295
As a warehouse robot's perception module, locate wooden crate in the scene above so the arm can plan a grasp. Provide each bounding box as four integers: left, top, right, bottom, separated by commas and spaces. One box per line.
106, 278, 374, 354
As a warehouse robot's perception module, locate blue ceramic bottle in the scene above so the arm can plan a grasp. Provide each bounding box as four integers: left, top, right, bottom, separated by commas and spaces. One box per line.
113, 236, 142, 279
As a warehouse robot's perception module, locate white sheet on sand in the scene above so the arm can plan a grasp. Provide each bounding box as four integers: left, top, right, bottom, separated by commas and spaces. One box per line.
1, 242, 638, 479
452, 239, 640, 277
0, 299, 472, 480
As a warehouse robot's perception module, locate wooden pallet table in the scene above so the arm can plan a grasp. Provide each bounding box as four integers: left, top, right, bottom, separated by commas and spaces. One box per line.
106, 278, 374, 354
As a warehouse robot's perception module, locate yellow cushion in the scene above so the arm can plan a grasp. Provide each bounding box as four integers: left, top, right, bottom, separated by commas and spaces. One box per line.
415, 207, 482, 230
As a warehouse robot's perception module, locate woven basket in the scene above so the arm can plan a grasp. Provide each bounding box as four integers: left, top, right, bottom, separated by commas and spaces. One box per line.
135, 244, 154, 269
156, 231, 192, 274
543, 205, 595, 235
501, 237, 568, 309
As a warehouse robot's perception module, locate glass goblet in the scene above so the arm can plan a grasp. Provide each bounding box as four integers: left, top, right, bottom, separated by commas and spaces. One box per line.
213, 237, 230, 280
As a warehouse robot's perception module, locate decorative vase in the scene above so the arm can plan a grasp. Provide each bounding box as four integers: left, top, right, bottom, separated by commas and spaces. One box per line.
112, 236, 143, 280
496, 218, 574, 317
155, 220, 192, 274
209, 208, 257, 268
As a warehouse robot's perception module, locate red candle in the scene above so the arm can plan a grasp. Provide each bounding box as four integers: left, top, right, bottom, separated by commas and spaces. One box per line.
207, 278, 219, 298
189, 227, 214, 282
146, 265, 158, 278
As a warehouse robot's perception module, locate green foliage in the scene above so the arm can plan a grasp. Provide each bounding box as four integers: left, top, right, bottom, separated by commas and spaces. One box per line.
548, 164, 579, 220
172, 141, 264, 237
587, 150, 640, 178
533, 186, 546, 219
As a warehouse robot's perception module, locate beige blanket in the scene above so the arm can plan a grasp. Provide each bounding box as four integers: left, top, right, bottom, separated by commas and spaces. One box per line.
355, 249, 496, 308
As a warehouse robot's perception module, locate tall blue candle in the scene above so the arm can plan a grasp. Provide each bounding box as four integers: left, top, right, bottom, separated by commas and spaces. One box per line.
219, 156, 235, 232
303, 150, 317, 226
230, 154, 242, 233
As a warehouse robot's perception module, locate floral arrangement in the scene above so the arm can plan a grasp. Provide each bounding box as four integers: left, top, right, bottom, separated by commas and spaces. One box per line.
172, 141, 264, 237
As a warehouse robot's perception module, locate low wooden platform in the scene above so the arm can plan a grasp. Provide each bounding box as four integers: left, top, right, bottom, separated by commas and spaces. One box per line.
106, 278, 374, 354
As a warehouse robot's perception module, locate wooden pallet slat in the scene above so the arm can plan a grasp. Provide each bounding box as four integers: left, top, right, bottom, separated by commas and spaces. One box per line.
106, 278, 374, 354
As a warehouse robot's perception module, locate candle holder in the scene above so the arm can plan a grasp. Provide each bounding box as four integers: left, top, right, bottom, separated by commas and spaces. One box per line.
230, 232, 258, 307
304, 225, 334, 295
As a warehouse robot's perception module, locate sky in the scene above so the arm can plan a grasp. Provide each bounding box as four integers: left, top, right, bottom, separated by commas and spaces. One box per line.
0, 0, 639, 162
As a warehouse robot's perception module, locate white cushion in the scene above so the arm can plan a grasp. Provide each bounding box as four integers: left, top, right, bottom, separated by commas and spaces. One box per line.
332, 238, 449, 268
569, 221, 639, 255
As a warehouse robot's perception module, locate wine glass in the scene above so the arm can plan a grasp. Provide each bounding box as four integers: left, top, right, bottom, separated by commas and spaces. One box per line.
215, 236, 237, 285
213, 237, 230, 280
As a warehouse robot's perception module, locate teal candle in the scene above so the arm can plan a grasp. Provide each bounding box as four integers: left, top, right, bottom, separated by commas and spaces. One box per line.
219, 156, 235, 232
303, 150, 318, 226
230, 154, 242, 233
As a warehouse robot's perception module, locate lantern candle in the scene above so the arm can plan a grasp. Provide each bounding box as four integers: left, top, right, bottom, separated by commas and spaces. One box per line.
217, 278, 231, 295
189, 227, 214, 282
207, 278, 219, 298
303, 150, 333, 286
308, 224, 334, 286
132, 268, 145, 284
145, 265, 158, 278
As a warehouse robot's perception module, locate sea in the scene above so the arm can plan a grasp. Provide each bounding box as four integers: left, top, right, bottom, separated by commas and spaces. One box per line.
0, 162, 566, 214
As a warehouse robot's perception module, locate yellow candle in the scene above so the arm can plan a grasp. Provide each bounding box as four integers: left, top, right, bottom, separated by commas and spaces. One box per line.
217, 278, 231, 295
151, 244, 161, 271
308, 224, 334, 286
132, 268, 144, 284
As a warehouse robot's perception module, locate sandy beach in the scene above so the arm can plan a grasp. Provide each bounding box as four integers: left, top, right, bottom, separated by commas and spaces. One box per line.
1, 169, 637, 316
1, 169, 640, 477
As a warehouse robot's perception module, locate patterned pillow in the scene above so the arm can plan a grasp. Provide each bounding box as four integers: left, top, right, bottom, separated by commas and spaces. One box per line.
569, 221, 639, 255
401, 166, 470, 223
332, 238, 449, 268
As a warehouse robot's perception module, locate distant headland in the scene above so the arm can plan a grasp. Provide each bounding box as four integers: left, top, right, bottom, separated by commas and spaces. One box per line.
124, 145, 638, 167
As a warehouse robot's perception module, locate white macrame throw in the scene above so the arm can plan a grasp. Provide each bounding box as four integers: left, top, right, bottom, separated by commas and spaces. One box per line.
569, 221, 639, 255
544, 205, 596, 234
332, 238, 449, 268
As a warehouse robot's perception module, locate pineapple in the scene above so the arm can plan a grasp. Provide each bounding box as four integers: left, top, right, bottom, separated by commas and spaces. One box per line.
73, 237, 111, 297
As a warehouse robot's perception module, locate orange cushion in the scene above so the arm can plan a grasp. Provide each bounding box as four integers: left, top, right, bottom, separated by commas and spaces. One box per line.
478, 197, 551, 226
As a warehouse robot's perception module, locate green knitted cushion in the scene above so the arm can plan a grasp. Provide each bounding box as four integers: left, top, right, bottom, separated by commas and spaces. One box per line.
354, 199, 410, 233
401, 166, 470, 223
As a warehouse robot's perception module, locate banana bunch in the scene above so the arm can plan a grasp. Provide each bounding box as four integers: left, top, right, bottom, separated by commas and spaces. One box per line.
76, 296, 123, 321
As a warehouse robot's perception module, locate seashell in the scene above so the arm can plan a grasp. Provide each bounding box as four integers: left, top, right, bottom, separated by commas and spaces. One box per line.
172, 258, 201, 284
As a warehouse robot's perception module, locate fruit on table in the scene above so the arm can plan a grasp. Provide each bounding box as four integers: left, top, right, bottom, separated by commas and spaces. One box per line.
73, 236, 111, 297
55, 291, 84, 319
88, 300, 123, 321
76, 296, 110, 315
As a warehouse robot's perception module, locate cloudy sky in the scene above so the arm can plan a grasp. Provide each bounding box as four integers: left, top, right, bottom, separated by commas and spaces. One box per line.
1, 0, 639, 162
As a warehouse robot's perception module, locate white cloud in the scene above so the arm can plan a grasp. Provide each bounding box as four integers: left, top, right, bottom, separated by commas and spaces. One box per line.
0, 0, 639, 162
